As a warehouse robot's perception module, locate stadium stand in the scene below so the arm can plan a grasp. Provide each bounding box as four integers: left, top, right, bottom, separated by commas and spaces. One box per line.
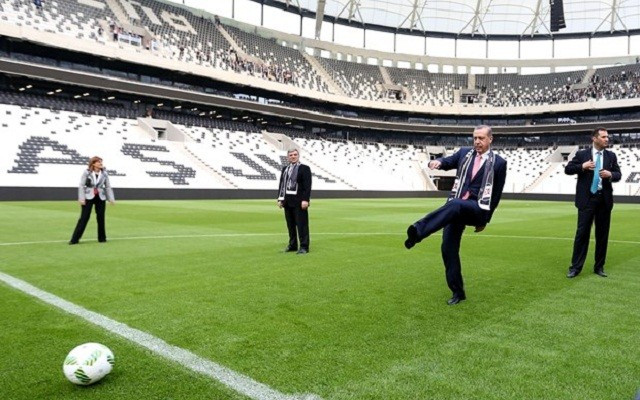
580, 63, 640, 101
0, 0, 115, 41
295, 137, 425, 190
182, 127, 352, 190
0, 101, 422, 191
112, 0, 230, 67
222, 24, 330, 93
315, 58, 385, 101
0, 1, 639, 199
498, 147, 555, 193
534, 144, 640, 196
1, 95, 639, 195
477, 70, 586, 107
1, 0, 640, 112
386, 67, 467, 106
0, 104, 223, 188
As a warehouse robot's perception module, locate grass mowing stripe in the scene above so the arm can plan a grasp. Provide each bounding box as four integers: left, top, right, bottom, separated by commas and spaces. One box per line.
0, 232, 638, 247
0, 272, 322, 400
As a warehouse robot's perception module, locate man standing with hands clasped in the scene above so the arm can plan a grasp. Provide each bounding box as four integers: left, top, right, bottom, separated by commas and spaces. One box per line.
277, 149, 312, 254
404, 125, 507, 305
566, 127, 621, 278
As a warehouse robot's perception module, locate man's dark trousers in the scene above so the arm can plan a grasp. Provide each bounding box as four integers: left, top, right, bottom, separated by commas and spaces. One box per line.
284, 204, 309, 251
413, 199, 485, 296
569, 191, 611, 273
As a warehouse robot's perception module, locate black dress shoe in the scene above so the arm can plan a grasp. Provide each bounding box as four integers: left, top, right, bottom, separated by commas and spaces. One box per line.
405, 225, 418, 249
594, 270, 607, 277
296, 249, 308, 254
447, 294, 466, 305
566, 270, 580, 278
284, 246, 298, 252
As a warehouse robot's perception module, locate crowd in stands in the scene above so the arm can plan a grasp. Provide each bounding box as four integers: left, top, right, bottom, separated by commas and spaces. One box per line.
576, 64, 640, 101
222, 25, 329, 93
2, 0, 640, 109
478, 71, 585, 107
216, 48, 296, 85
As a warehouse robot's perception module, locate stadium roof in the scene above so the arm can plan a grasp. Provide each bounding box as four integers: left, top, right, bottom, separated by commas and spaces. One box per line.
271, 0, 640, 37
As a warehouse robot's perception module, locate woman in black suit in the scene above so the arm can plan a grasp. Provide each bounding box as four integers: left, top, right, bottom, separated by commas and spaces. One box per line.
69, 156, 115, 245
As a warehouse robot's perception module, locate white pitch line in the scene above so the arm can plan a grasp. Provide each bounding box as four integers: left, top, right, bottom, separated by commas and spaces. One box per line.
0, 232, 638, 247
477, 234, 640, 245
0, 232, 388, 246
0, 272, 321, 400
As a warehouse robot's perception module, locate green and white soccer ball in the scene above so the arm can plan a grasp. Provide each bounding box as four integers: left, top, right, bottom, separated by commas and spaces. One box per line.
63, 343, 114, 385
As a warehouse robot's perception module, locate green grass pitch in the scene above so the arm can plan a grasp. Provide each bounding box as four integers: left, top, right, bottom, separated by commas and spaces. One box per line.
0, 198, 639, 400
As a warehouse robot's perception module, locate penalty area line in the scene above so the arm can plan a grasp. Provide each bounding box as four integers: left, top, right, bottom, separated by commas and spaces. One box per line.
0, 272, 321, 400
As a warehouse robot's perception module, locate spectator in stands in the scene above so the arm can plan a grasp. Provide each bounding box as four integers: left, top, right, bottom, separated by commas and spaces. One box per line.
69, 156, 115, 245
404, 125, 507, 305
277, 149, 312, 254
565, 127, 621, 279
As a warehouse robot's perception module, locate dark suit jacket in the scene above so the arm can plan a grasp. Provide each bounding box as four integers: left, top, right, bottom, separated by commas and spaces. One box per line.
438, 147, 507, 224
565, 148, 621, 209
278, 164, 312, 207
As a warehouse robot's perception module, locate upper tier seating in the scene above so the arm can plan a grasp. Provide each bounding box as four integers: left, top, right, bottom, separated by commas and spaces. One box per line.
120, 0, 230, 67
0, 0, 116, 41
578, 63, 640, 101
386, 68, 467, 106
477, 70, 586, 107
315, 58, 385, 101
2, 0, 640, 108
223, 25, 329, 93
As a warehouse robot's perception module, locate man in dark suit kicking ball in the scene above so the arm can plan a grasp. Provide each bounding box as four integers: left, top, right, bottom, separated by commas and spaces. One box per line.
404, 125, 507, 305
565, 127, 621, 278
277, 149, 312, 254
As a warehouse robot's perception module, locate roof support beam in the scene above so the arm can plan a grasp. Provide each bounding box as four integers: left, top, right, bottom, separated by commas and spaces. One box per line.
315, 0, 326, 39
592, 0, 628, 34
335, 0, 364, 24
458, 0, 487, 37
397, 0, 427, 32
522, 0, 552, 37
284, 0, 301, 11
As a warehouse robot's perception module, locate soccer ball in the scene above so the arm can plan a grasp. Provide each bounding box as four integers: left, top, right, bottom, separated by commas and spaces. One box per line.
63, 343, 114, 385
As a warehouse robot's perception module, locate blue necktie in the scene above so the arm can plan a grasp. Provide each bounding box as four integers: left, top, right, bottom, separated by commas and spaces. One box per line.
590, 152, 602, 194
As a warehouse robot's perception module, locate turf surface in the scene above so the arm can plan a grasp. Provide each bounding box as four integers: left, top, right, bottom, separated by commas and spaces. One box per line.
0, 199, 639, 400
